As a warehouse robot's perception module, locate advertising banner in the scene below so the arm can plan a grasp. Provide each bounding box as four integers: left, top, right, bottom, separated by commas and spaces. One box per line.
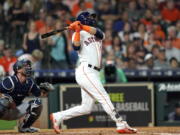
60, 83, 154, 128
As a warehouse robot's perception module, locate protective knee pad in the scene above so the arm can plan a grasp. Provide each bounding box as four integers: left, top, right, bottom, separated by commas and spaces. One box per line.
29, 98, 42, 117
20, 98, 42, 128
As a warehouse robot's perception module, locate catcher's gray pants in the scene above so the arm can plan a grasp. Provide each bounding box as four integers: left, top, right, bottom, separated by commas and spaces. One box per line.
0, 98, 42, 121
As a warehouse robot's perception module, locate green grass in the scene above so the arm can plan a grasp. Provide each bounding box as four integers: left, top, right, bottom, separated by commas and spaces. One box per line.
0, 120, 17, 130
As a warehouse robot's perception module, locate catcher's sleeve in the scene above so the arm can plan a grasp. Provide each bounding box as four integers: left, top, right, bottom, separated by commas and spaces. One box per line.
0, 77, 15, 93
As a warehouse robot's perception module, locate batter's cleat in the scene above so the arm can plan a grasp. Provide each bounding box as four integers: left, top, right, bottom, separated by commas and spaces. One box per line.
116, 121, 137, 134
18, 127, 40, 133
50, 113, 61, 134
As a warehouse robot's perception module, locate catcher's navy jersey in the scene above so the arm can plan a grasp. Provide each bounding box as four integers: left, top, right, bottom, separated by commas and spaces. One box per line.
0, 75, 41, 106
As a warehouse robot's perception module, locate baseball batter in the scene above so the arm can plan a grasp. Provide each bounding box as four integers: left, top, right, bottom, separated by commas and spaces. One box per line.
50, 11, 137, 134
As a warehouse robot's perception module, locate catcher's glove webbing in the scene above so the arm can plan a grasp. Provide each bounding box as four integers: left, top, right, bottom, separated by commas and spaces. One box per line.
39, 82, 54, 93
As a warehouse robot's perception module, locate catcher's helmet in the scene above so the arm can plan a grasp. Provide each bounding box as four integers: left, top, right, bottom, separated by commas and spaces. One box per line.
13, 59, 32, 77
77, 11, 96, 26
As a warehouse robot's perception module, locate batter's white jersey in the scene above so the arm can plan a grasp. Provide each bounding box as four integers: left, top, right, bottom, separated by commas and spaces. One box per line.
72, 30, 104, 68
53, 29, 124, 130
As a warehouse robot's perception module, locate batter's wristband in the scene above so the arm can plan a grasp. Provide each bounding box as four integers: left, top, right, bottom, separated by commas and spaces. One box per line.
74, 32, 80, 42
82, 25, 92, 33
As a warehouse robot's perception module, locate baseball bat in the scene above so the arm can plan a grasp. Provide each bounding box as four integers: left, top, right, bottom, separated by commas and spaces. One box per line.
41, 27, 68, 39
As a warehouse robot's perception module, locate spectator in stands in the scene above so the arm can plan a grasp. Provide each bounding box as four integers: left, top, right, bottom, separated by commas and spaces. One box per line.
153, 23, 166, 41
0, 40, 5, 77
95, 0, 118, 22
147, 0, 159, 14
39, 15, 56, 69
154, 48, 170, 69
176, 20, 180, 38
18, 49, 44, 70
22, 20, 43, 54
168, 102, 180, 121
130, 17, 139, 32
8, 0, 25, 27
71, 0, 93, 17
118, 22, 133, 42
0, 47, 17, 74
113, 10, 128, 32
133, 23, 148, 41
103, 20, 113, 52
0, 65, 5, 79
113, 35, 126, 59
164, 38, 180, 62
152, 11, 163, 26
24, 0, 42, 15
133, 37, 148, 68
121, 32, 132, 47
151, 45, 160, 60
144, 53, 154, 69
144, 33, 162, 51
55, 4, 71, 26
47, 20, 69, 69
161, 0, 179, 24
127, 58, 137, 69
0, 3, 5, 39
126, 43, 136, 59
137, 0, 147, 11
35, 9, 46, 33
103, 30, 113, 53
169, 57, 179, 69
0, 40, 5, 58
63, 0, 78, 10
167, 26, 180, 49
39, 15, 55, 35
140, 9, 153, 26
8, 0, 30, 49
127, 1, 140, 21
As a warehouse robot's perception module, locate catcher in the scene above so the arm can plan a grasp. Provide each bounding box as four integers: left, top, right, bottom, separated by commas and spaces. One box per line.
0, 59, 54, 133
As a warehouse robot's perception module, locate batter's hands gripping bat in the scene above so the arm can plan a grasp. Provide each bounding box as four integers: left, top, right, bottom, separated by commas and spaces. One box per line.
41, 27, 68, 39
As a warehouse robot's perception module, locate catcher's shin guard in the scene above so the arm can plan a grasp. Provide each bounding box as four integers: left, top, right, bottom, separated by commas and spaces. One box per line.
19, 98, 42, 129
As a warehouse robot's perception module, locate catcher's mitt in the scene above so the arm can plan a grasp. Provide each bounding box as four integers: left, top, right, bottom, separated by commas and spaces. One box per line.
39, 82, 54, 93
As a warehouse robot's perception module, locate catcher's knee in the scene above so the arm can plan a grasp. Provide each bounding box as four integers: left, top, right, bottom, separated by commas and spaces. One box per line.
20, 98, 42, 128
29, 98, 43, 116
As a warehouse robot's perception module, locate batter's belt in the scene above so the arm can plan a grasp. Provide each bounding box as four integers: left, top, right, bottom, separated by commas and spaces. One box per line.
88, 64, 101, 71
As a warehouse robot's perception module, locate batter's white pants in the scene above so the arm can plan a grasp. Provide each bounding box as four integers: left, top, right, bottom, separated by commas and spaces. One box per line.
56, 62, 120, 124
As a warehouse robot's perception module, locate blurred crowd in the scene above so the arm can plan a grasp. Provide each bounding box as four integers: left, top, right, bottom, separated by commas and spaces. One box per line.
0, 0, 179, 76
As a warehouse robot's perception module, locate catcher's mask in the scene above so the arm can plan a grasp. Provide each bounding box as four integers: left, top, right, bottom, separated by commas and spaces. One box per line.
76, 11, 97, 26
13, 59, 33, 77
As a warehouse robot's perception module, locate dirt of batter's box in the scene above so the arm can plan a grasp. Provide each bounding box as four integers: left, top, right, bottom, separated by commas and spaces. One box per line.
1, 127, 180, 135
